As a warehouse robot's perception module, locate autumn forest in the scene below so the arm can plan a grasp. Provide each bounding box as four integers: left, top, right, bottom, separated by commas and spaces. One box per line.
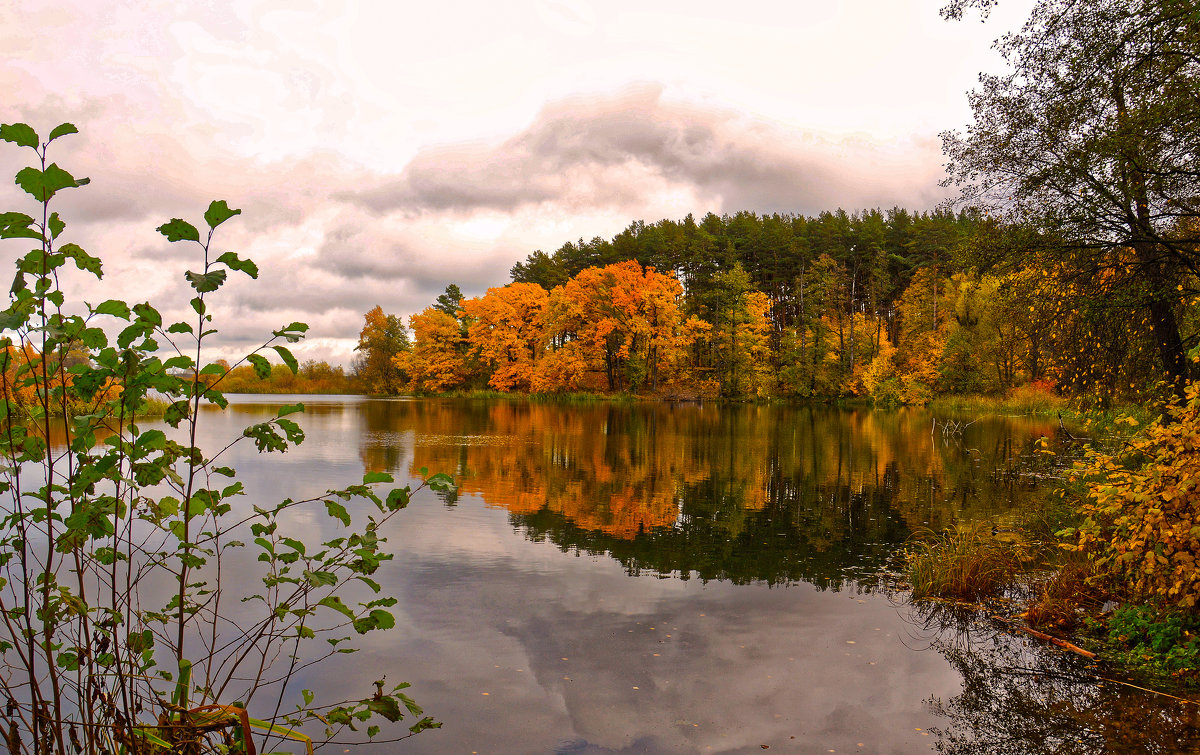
311, 206, 1194, 406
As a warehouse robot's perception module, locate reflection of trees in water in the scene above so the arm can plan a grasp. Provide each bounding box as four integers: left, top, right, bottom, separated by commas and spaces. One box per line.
906, 603, 1200, 754
517, 479, 906, 587
353, 400, 1065, 585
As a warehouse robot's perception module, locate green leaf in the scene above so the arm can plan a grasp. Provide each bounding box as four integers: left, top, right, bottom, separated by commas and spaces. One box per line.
318, 595, 355, 620
79, 327, 107, 349
48, 212, 65, 239
203, 200, 241, 229
16, 164, 83, 201
93, 300, 131, 319
325, 500, 351, 526
0, 310, 23, 333
277, 403, 304, 417
244, 717, 313, 751
247, 353, 271, 380
0, 123, 38, 148
131, 728, 173, 750
157, 219, 200, 243
163, 400, 190, 427
0, 212, 41, 240
385, 488, 410, 511
166, 322, 193, 334
272, 322, 309, 343
47, 123, 78, 143
185, 268, 226, 293
132, 302, 162, 327
363, 471, 393, 484
364, 694, 402, 721
273, 345, 299, 374
371, 608, 396, 631
60, 242, 102, 276
277, 417, 304, 444
216, 251, 258, 279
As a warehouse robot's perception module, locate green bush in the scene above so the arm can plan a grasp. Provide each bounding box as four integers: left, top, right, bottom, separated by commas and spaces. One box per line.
1091, 605, 1200, 680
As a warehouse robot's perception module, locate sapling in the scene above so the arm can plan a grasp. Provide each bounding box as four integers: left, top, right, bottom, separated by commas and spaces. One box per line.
0, 123, 446, 754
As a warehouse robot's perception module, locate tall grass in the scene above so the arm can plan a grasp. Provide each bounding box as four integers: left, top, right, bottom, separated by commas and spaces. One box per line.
906, 523, 1027, 601
929, 382, 1066, 416
135, 396, 171, 416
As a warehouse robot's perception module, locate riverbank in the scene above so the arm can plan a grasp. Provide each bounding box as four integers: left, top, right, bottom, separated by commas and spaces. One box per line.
903, 475, 1200, 692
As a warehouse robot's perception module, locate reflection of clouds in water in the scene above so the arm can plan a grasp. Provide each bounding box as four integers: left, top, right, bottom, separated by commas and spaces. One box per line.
323, 498, 960, 753
168, 398, 1091, 752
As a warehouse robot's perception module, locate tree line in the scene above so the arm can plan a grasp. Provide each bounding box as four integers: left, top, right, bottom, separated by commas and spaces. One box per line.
357, 0, 1200, 407
354, 205, 1197, 404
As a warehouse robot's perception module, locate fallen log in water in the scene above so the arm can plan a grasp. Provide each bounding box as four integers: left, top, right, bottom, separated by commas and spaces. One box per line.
990, 615, 1097, 659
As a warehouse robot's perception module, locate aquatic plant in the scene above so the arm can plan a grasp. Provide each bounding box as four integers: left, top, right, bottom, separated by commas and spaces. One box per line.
906, 523, 1026, 601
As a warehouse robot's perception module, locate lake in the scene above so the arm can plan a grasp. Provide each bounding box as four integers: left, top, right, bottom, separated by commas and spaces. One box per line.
187, 396, 1197, 754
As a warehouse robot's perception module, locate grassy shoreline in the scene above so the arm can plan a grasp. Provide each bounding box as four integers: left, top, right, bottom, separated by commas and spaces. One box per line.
902, 495, 1200, 690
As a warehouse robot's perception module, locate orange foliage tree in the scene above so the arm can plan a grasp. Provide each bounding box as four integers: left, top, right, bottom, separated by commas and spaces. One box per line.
461, 282, 548, 392
538, 261, 695, 393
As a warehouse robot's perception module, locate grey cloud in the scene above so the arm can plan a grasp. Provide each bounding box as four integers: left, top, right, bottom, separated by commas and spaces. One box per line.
310, 219, 518, 299
3, 77, 946, 370
346, 85, 946, 218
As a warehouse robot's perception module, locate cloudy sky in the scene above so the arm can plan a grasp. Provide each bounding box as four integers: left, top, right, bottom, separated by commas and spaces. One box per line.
0, 0, 1034, 366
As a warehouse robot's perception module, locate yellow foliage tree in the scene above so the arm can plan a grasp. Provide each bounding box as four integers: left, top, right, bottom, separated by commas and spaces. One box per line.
894, 266, 951, 403
397, 307, 471, 392
1072, 379, 1200, 608
354, 305, 409, 394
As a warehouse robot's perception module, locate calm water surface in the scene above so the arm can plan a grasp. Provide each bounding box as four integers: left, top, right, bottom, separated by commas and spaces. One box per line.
188, 396, 1197, 754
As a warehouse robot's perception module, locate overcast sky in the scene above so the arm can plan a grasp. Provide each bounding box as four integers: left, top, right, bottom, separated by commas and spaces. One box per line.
0, 0, 1035, 366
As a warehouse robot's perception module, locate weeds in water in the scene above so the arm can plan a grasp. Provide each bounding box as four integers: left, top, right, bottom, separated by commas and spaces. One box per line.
1018, 495, 1082, 546
906, 523, 1027, 601
1021, 560, 1106, 630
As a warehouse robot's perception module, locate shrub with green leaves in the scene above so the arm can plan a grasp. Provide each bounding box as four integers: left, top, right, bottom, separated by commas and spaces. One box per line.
0, 123, 449, 753
1089, 605, 1200, 681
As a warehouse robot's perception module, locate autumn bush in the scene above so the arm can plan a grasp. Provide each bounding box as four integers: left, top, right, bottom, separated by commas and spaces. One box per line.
1004, 379, 1064, 414
1068, 378, 1200, 609
1021, 559, 1105, 630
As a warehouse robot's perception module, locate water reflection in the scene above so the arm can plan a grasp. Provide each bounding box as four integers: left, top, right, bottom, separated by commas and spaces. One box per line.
904, 603, 1200, 754
182, 397, 1179, 753
357, 400, 1059, 587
